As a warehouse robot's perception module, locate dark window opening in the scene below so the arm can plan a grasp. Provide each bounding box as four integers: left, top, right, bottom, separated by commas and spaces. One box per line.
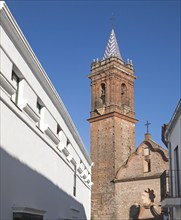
36, 101, 42, 114
121, 83, 127, 96
11, 70, 20, 104
121, 83, 130, 107
148, 160, 151, 172
144, 159, 151, 173
174, 146, 180, 196
36, 100, 43, 128
100, 83, 106, 105
57, 124, 61, 134
13, 213, 43, 220
73, 165, 77, 196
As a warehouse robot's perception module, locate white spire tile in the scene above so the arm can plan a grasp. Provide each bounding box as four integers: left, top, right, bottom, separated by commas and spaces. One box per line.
103, 29, 122, 60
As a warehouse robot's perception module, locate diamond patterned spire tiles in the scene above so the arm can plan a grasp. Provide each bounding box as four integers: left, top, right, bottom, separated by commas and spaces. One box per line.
103, 29, 122, 60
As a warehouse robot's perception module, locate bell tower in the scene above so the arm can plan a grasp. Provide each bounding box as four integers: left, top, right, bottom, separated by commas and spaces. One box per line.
88, 29, 137, 220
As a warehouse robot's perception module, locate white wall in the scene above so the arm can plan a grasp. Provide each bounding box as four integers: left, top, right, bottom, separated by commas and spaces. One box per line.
0, 2, 91, 219
0, 101, 90, 220
166, 102, 181, 220
169, 111, 181, 195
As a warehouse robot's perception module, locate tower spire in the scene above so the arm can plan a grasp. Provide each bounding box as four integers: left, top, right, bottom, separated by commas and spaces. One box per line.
103, 29, 122, 60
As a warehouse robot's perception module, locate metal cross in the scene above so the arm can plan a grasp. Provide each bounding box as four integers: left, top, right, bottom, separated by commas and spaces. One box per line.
144, 120, 151, 133
111, 13, 115, 29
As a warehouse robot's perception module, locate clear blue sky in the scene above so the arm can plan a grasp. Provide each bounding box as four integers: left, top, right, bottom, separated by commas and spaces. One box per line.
6, 0, 180, 153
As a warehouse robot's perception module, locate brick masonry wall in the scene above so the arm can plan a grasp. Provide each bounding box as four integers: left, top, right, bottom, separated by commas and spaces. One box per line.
114, 118, 136, 172
89, 58, 168, 220
115, 141, 168, 220
90, 116, 137, 220
90, 117, 116, 220
116, 142, 168, 180
115, 178, 162, 220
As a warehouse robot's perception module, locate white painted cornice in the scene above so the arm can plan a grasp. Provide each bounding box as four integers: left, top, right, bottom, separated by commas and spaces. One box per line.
0, 73, 16, 96
0, 1, 5, 10
20, 99, 40, 123
0, 2, 92, 165
44, 126, 60, 145
77, 162, 85, 174
62, 147, 70, 157
165, 99, 181, 137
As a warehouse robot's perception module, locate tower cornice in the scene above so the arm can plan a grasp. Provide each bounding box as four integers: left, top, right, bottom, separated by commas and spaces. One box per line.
89, 57, 136, 79
88, 111, 138, 124
89, 70, 136, 84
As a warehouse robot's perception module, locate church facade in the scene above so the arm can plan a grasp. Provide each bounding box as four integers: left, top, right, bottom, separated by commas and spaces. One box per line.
88, 29, 169, 220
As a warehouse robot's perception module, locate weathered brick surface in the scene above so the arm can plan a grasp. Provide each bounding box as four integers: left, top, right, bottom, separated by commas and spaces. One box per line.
115, 179, 162, 220
116, 141, 168, 180
115, 139, 168, 219
90, 116, 137, 220
89, 58, 137, 220
90, 118, 116, 219
88, 58, 168, 220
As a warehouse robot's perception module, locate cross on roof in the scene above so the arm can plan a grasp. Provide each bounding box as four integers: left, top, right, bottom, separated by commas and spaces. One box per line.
144, 120, 151, 134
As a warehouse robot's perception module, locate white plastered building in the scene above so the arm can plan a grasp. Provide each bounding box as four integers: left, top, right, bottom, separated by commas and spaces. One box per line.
0, 2, 92, 220
161, 99, 181, 220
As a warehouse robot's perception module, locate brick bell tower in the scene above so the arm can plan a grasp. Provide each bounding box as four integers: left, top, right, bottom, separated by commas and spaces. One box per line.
88, 29, 137, 220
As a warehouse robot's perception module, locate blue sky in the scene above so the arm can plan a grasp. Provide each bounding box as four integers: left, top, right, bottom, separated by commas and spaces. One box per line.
6, 0, 180, 153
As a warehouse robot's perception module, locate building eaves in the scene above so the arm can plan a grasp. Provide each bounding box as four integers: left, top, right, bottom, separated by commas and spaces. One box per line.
165, 99, 181, 137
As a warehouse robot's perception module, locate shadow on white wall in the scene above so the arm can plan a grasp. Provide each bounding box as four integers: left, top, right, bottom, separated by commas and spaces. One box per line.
0, 147, 87, 220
